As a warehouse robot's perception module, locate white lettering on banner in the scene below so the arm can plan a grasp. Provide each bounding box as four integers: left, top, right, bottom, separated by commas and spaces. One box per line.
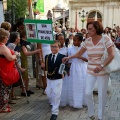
37, 24, 53, 41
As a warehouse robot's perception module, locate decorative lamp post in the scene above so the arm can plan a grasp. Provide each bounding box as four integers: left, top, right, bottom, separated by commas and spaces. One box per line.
78, 10, 88, 29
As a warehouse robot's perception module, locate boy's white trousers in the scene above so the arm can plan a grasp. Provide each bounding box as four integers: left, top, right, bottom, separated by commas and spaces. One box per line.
45, 78, 63, 115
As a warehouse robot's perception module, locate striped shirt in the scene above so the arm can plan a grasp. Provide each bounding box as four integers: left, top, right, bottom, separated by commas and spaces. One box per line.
81, 35, 113, 76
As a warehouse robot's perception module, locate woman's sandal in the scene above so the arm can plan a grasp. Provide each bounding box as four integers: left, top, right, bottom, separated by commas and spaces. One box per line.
0, 108, 12, 113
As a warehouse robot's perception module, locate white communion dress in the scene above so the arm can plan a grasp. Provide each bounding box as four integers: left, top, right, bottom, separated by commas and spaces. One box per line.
66, 46, 87, 108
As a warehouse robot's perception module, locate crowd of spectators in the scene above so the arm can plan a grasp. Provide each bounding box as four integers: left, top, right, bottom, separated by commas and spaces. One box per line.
0, 18, 120, 118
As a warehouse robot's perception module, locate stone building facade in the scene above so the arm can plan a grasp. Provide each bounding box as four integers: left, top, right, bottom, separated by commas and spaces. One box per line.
69, 0, 120, 29
40, 0, 68, 20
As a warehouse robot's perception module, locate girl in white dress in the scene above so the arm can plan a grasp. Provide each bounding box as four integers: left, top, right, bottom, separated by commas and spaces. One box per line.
58, 34, 68, 56
57, 34, 69, 106
68, 34, 88, 108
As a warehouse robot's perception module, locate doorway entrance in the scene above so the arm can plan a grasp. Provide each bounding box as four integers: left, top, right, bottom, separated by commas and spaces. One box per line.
87, 11, 102, 23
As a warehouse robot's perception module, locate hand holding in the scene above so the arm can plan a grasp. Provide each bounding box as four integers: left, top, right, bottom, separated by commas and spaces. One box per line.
67, 71, 70, 76
93, 65, 103, 73
62, 57, 69, 63
35, 49, 41, 54
41, 62, 45, 68
62, 74, 64, 78
14, 51, 20, 56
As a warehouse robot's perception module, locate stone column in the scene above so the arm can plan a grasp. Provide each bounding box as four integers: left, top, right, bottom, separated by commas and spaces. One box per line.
112, 5, 115, 28
52, 10, 56, 26
62, 9, 65, 28
75, 9, 78, 30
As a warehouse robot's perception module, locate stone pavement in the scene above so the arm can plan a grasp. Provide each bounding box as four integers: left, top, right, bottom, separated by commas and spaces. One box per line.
0, 71, 120, 120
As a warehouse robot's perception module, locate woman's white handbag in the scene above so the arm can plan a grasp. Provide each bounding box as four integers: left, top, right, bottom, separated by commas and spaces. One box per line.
102, 38, 120, 73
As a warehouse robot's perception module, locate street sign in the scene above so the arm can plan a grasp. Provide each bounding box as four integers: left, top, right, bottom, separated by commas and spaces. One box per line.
24, 19, 54, 44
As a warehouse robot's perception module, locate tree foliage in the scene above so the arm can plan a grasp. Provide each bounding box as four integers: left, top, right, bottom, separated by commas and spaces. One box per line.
7, 0, 28, 20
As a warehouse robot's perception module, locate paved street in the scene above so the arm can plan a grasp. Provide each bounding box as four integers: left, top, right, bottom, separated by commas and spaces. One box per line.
0, 71, 120, 120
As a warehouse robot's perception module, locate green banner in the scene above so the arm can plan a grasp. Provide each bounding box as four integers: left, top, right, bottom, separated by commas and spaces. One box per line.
24, 19, 54, 44
36, 0, 44, 13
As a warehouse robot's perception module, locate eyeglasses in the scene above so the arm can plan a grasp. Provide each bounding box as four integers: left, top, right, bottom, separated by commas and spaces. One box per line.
51, 46, 58, 48
87, 28, 95, 31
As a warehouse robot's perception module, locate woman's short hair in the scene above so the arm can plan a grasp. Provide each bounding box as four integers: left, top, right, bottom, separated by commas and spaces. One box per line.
9, 32, 20, 43
0, 28, 10, 42
1, 22, 11, 31
86, 21, 103, 35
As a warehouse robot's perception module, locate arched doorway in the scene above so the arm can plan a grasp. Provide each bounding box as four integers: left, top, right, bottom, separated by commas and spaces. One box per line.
87, 11, 102, 23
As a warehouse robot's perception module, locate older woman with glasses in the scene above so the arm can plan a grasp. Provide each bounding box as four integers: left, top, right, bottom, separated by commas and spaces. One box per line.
0, 28, 19, 113
62, 21, 114, 120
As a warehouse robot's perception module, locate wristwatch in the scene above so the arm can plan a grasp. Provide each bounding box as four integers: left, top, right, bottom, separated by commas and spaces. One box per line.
101, 64, 104, 68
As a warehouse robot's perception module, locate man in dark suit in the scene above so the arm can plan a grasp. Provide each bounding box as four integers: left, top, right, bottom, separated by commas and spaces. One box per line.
41, 41, 65, 120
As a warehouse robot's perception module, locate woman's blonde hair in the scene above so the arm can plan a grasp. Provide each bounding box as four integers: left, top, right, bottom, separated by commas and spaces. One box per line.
1, 22, 11, 31
0, 28, 10, 42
